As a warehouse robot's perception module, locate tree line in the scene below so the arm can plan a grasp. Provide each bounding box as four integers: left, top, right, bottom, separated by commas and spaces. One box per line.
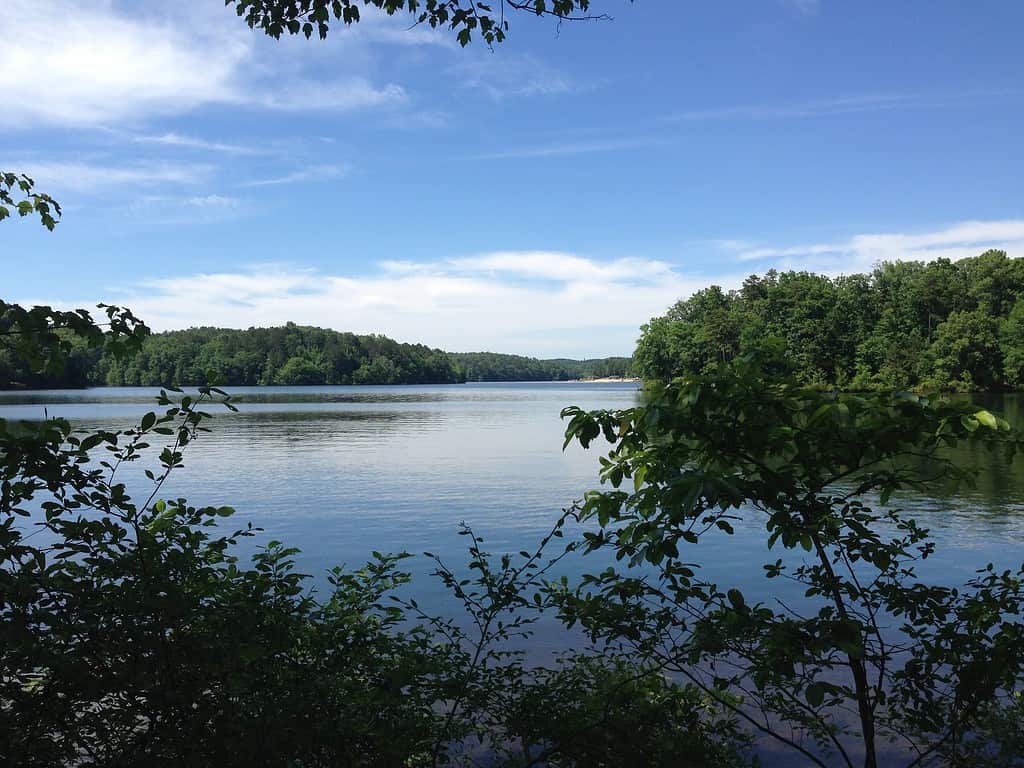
449, 352, 633, 382
0, 322, 634, 389
635, 249, 1024, 391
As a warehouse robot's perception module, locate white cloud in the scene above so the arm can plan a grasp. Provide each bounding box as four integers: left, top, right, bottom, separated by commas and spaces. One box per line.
0, 0, 410, 129
34, 252, 716, 358
454, 54, 576, 99
123, 193, 248, 223
476, 137, 662, 160
448, 252, 675, 283
239, 164, 351, 188
184, 195, 241, 208
27, 221, 1023, 358
710, 239, 757, 252
6, 160, 212, 192
256, 79, 407, 111
666, 91, 1017, 122
735, 219, 1024, 274
380, 110, 451, 130
785, 0, 820, 16
335, 7, 457, 48
0, 0, 246, 127
133, 133, 262, 155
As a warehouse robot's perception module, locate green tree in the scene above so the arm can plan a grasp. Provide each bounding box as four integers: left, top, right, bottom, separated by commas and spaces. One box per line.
275, 353, 327, 384
927, 309, 1004, 391
636, 255, 1024, 392
1002, 298, 1024, 389
560, 353, 1024, 767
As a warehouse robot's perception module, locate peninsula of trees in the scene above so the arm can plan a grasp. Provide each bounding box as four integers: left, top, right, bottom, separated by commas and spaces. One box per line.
636, 250, 1024, 391
0, 323, 634, 388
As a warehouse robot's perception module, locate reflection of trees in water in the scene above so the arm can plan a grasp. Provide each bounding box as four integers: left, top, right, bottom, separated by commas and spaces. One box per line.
232, 391, 454, 404
0, 389, 458, 406
928, 393, 1024, 505
0, 385, 577, 408
186, 410, 452, 456
236, 409, 446, 439
885, 393, 1024, 543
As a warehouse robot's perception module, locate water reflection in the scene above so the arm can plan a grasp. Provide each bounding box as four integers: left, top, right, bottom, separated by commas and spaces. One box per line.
1, 384, 1021, 595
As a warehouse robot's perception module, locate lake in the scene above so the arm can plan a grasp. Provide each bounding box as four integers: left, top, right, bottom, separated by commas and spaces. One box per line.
3, 383, 1023, 595
4, 383, 1023, 766
3, 383, 1022, 594
3, 380, 1022, 627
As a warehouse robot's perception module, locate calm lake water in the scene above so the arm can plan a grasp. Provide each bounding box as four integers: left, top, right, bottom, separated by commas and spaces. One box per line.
3, 383, 1023, 766
3, 382, 1022, 600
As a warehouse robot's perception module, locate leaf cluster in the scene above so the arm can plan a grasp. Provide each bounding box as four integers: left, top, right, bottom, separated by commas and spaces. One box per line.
0, 302, 149, 383
0, 172, 61, 230
227, 0, 620, 45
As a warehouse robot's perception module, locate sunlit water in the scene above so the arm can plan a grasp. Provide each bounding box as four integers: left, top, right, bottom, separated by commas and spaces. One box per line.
3, 384, 1022, 766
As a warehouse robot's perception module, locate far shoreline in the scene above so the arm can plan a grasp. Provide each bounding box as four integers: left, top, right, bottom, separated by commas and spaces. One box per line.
566, 377, 641, 384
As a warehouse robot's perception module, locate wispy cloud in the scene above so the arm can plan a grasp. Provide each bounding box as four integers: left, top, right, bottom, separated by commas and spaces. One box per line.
134, 132, 263, 155
238, 164, 351, 188
184, 195, 241, 208
476, 137, 663, 160
733, 219, 1024, 273
454, 54, 576, 100
124, 192, 249, 224
709, 239, 758, 252
785, 0, 820, 16
5, 160, 212, 192
380, 110, 451, 130
666, 90, 1018, 122
255, 79, 408, 111
335, 6, 457, 48
447, 252, 676, 283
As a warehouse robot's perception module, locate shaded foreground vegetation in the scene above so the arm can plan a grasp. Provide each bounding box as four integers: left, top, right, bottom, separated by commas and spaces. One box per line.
0, 322, 633, 389
3, 299, 1024, 768
637, 250, 1024, 392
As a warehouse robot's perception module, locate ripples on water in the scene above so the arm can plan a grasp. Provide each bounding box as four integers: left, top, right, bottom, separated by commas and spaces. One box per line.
2, 383, 1022, 608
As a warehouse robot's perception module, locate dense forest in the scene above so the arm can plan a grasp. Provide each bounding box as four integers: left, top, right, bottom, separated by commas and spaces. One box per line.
0, 322, 634, 388
449, 352, 633, 382
636, 249, 1024, 391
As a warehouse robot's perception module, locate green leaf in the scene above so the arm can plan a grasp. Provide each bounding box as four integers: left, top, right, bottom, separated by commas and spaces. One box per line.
974, 409, 997, 429
806, 682, 826, 707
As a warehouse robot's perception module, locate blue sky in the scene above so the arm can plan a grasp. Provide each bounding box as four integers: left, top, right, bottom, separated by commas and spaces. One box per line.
3, 0, 1023, 357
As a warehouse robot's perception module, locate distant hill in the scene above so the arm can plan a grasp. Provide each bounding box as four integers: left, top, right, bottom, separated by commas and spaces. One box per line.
0, 322, 633, 388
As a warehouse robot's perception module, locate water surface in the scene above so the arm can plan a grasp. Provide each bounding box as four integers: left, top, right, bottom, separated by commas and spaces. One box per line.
3, 383, 1022, 617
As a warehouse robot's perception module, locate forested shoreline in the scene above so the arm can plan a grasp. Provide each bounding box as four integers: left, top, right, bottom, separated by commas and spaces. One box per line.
8, 250, 1023, 392
0, 322, 634, 389
636, 250, 1024, 391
